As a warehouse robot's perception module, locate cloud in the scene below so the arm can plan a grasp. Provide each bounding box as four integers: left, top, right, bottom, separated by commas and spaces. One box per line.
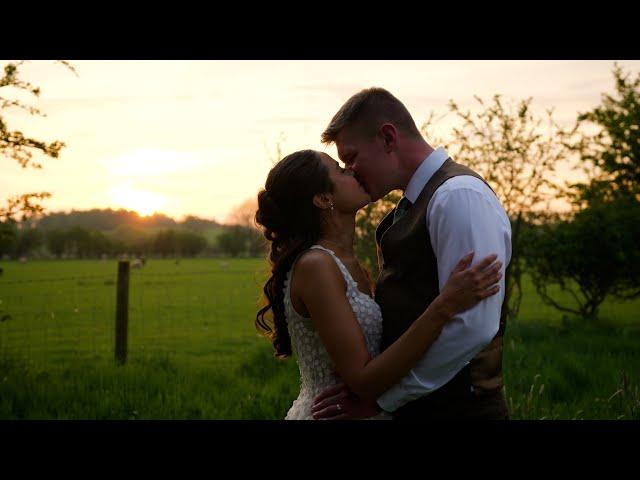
104, 148, 212, 178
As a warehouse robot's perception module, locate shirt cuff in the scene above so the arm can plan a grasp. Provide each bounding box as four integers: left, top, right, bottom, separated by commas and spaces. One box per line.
376, 386, 404, 413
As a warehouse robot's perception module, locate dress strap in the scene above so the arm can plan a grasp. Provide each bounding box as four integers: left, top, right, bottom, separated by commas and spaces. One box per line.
309, 245, 360, 292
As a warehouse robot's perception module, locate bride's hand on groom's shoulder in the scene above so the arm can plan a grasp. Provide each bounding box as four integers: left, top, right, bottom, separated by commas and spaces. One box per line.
311, 382, 382, 420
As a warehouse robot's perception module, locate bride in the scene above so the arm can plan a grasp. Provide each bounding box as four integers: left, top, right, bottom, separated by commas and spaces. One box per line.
254, 150, 502, 420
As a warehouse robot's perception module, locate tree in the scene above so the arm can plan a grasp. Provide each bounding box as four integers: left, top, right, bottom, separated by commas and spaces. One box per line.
215, 225, 265, 257
153, 229, 178, 257
181, 214, 221, 233
265, 131, 287, 166
108, 224, 151, 255
570, 63, 640, 206
523, 196, 640, 319
421, 95, 576, 324
0, 60, 77, 222
225, 198, 267, 257
226, 198, 259, 229
45, 229, 68, 258
216, 226, 248, 257
0, 220, 18, 257
65, 226, 92, 258
524, 63, 640, 319
176, 231, 208, 257
246, 228, 267, 256
14, 226, 43, 258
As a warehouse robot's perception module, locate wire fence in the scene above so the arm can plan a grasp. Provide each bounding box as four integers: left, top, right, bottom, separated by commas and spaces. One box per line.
2, 256, 637, 373
0, 258, 270, 370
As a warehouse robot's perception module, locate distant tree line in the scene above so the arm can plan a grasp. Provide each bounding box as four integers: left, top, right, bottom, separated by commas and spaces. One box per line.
0, 208, 267, 259
33, 209, 216, 232
0, 222, 210, 259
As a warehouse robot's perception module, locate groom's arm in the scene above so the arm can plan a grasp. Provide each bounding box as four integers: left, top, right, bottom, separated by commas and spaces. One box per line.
376, 176, 512, 413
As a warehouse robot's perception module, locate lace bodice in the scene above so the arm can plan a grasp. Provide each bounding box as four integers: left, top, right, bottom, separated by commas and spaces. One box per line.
283, 245, 390, 420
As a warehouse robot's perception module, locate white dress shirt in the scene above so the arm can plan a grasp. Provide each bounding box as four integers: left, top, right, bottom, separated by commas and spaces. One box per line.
376, 147, 512, 412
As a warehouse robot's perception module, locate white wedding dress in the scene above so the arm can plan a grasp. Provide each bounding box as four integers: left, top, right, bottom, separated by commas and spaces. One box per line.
283, 245, 391, 420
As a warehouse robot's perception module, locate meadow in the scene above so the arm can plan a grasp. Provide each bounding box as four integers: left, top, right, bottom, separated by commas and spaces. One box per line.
0, 258, 638, 419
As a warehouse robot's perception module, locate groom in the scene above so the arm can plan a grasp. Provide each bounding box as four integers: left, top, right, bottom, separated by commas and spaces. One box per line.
311, 87, 512, 420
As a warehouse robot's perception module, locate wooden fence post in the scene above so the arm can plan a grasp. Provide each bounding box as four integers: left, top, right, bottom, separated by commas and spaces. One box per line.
115, 260, 130, 365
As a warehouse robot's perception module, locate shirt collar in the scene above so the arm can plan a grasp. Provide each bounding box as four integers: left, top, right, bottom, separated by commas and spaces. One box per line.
403, 147, 449, 204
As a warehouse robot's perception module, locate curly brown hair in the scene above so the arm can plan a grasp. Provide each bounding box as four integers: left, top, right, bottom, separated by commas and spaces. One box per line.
254, 150, 333, 358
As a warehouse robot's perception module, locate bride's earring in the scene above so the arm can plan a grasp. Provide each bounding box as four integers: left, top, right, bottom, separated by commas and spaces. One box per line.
330, 202, 334, 212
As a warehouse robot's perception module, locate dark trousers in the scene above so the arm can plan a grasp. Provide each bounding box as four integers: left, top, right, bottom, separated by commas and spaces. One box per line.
392, 365, 510, 420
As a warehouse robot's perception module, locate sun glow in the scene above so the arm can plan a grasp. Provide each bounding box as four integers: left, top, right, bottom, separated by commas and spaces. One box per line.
109, 184, 167, 217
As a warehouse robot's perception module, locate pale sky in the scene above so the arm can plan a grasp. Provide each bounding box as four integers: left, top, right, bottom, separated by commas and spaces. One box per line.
2, 60, 639, 223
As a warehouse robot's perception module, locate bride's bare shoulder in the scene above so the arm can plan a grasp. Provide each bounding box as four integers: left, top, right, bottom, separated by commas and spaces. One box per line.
294, 249, 338, 276
292, 249, 343, 293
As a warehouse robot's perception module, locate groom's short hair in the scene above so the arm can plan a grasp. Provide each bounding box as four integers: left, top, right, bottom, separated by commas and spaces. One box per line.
321, 87, 422, 145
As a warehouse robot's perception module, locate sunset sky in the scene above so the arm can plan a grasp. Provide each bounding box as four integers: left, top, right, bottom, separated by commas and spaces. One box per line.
2, 60, 639, 223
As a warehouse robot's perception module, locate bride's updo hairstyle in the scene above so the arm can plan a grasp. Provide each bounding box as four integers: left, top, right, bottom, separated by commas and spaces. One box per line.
255, 150, 334, 358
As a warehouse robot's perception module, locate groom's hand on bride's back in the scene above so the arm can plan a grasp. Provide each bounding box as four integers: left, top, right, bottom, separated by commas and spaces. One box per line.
311, 382, 382, 420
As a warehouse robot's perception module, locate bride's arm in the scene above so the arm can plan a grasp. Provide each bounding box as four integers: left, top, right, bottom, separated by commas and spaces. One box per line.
293, 249, 502, 402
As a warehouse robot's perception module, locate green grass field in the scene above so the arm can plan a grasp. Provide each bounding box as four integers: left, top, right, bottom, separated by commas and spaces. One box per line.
0, 258, 638, 419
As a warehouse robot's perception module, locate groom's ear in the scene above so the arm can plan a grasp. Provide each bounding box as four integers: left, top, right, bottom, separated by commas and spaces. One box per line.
380, 123, 398, 153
